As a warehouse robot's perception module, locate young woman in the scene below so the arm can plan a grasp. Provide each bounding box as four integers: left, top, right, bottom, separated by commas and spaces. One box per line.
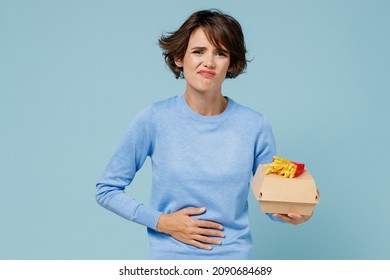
96, 9, 311, 260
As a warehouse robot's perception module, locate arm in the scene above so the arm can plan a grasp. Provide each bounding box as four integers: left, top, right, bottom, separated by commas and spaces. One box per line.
253, 117, 286, 223
96, 107, 224, 249
253, 117, 316, 225
95, 106, 161, 230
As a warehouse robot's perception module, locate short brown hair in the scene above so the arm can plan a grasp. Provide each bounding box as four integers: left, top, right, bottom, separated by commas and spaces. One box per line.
159, 9, 248, 79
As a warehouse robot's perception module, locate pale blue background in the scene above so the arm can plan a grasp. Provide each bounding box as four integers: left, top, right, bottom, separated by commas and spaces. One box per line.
1, 0, 389, 259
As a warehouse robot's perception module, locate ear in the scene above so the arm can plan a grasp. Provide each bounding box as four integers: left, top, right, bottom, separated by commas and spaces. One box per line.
174, 58, 183, 67
227, 66, 235, 76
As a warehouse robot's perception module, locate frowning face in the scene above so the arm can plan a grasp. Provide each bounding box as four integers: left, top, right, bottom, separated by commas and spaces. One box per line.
175, 28, 231, 96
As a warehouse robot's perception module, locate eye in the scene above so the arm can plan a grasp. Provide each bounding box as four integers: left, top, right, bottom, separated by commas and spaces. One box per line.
216, 51, 228, 57
192, 50, 203, 55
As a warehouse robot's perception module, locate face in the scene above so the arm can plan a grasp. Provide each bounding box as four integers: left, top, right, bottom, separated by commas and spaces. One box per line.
175, 28, 231, 96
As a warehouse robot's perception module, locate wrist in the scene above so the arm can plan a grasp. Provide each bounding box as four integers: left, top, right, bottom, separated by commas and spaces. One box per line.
156, 213, 169, 233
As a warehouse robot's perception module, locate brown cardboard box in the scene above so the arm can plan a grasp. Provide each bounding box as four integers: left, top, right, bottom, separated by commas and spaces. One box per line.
252, 164, 319, 215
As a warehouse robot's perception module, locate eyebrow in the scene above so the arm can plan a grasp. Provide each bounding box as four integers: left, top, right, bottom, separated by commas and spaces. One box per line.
190, 46, 229, 53
190, 46, 207, 50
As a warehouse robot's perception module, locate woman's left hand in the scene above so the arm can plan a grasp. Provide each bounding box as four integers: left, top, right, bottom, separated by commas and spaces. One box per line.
272, 213, 312, 225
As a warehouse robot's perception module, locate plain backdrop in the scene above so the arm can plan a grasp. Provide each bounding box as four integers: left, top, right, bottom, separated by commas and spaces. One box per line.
1, 0, 389, 259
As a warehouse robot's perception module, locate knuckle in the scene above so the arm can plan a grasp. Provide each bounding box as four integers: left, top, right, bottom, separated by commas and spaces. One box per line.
184, 228, 194, 234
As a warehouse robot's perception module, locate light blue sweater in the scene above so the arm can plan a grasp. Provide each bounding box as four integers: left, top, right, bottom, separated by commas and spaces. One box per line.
96, 95, 276, 259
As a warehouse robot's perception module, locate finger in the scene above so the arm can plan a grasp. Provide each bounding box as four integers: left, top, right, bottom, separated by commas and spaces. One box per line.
287, 213, 302, 219
188, 240, 213, 251
197, 228, 225, 238
288, 213, 312, 222
273, 213, 293, 223
196, 219, 224, 230
179, 207, 206, 216
194, 234, 222, 246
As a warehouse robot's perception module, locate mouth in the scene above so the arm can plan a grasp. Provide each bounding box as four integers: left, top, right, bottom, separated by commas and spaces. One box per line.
198, 70, 216, 78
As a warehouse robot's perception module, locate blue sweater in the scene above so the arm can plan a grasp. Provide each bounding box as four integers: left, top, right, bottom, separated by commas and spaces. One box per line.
96, 95, 276, 259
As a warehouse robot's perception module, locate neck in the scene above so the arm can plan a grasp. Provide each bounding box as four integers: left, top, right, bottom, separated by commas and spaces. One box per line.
184, 90, 227, 116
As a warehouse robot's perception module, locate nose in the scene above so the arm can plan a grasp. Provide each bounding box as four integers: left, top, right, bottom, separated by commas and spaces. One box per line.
203, 52, 216, 69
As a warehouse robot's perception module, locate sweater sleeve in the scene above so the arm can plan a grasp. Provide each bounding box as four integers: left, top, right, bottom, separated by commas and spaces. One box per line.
253, 116, 276, 175
252, 116, 286, 223
95, 106, 162, 230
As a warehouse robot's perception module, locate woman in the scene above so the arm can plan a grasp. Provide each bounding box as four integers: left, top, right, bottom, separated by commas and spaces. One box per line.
96, 9, 311, 260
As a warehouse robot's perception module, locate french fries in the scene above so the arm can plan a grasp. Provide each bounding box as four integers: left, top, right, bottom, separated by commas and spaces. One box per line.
264, 156, 305, 178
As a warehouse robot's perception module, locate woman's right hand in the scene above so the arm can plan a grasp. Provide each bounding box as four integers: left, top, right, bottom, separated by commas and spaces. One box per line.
156, 207, 224, 250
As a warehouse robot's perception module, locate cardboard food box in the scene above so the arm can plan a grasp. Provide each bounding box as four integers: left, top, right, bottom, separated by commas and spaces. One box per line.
252, 164, 319, 215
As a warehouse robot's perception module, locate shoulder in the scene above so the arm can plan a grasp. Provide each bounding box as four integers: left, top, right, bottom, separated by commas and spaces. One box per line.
150, 95, 179, 111
228, 97, 271, 128
134, 96, 179, 121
